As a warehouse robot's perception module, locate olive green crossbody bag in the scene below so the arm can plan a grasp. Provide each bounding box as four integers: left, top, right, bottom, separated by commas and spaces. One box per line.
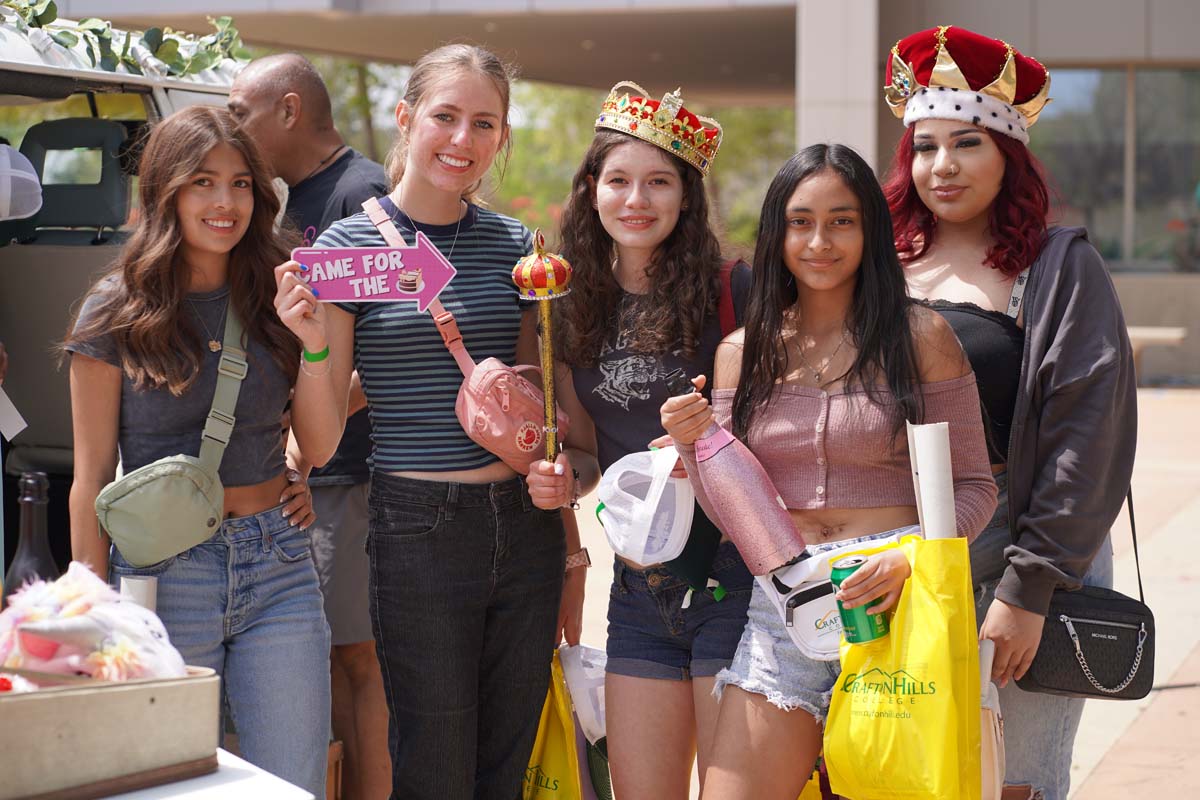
94, 312, 249, 567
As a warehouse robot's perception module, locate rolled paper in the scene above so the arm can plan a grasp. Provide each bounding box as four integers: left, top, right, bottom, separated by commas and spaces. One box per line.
690, 420, 805, 574
906, 421, 956, 539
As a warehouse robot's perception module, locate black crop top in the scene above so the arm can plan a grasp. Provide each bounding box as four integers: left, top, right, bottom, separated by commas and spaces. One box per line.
928, 300, 1024, 464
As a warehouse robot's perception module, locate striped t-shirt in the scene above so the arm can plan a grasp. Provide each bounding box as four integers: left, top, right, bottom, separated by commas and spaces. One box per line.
320, 199, 533, 473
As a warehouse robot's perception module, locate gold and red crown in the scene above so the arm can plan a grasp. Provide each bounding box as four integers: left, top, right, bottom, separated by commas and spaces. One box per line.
884, 25, 1051, 143
513, 230, 572, 300
595, 81, 723, 176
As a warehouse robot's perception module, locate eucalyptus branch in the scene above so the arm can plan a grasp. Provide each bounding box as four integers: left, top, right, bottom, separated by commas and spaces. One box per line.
3, 4, 250, 76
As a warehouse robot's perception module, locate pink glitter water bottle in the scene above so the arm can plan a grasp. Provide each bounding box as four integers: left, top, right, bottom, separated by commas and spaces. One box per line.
665, 369, 806, 575
690, 422, 806, 574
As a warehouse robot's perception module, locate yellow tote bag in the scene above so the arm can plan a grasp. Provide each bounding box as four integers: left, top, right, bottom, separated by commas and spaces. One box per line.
823, 535, 980, 800
798, 770, 824, 799
525, 650, 582, 800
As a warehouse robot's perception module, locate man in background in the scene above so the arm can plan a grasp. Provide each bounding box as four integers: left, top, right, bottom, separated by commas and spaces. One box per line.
230, 53, 390, 800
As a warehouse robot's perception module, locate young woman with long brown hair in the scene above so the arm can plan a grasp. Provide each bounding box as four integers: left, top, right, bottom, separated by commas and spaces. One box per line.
881, 26, 1137, 800
527, 83, 754, 798
64, 106, 329, 797
661, 143, 997, 799
271, 45, 581, 799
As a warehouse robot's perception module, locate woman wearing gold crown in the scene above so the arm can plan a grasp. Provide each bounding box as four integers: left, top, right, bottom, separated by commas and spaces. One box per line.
525, 82, 754, 797
881, 26, 1138, 800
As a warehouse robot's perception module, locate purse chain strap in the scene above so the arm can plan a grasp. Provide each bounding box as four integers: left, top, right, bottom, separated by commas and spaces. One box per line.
1060, 615, 1148, 694
1056, 488, 1147, 694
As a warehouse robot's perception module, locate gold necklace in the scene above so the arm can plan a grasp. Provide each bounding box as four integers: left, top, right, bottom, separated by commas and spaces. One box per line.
794, 328, 849, 385
188, 298, 229, 353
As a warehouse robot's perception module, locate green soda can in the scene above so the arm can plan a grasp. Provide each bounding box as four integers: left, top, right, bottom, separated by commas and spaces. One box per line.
830, 555, 890, 643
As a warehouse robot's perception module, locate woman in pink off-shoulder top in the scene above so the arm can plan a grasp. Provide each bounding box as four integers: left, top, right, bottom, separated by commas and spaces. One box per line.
660, 143, 996, 799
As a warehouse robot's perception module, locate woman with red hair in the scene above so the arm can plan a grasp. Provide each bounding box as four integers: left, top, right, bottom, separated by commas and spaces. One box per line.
882, 26, 1137, 800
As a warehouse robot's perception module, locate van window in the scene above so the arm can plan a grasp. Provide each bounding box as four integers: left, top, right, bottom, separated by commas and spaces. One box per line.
0, 92, 148, 147
0, 91, 150, 229
42, 149, 103, 184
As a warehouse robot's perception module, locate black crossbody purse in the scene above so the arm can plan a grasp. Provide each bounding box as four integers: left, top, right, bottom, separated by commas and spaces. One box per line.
1015, 492, 1155, 700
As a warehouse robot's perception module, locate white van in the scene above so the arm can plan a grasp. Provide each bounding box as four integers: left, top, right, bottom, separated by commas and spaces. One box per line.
0, 13, 236, 560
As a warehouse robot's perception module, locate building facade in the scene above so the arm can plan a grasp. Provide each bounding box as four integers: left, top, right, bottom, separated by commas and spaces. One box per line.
60, 0, 1200, 379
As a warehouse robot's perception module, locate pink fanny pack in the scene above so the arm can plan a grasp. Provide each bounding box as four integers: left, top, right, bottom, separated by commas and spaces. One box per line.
362, 198, 569, 474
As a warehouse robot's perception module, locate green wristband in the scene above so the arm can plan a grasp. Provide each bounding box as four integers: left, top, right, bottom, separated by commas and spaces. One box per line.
302, 345, 330, 363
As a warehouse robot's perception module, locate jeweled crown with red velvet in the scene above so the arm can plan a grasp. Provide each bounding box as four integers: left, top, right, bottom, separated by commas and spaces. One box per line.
885, 25, 1051, 144
595, 81, 723, 176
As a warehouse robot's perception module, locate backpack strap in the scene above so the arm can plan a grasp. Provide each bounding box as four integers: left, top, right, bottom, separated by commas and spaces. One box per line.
718, 259, 737, 337
198, 311, 248, 473
362, 197, 475, 378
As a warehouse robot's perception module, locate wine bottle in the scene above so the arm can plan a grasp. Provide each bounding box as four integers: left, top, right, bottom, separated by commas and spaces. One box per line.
663, 369, 806, 575
1, 472, 60, 608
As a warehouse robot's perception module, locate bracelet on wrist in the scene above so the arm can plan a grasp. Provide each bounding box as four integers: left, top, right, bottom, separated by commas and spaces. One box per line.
303, 345, 330, 363
300, 357, 331, 378
565, 547, 591, 571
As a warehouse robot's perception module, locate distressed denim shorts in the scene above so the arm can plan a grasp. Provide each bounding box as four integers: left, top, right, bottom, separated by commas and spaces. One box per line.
714, 525, 920, 720
606, 540, 753, 680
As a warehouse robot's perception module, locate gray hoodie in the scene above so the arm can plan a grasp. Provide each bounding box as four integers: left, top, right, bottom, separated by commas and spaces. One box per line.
999, 226, 1138, 615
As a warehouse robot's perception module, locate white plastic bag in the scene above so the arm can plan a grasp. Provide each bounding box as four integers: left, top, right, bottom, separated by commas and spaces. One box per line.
597, 447, 694, 565
559, 644, 607, 745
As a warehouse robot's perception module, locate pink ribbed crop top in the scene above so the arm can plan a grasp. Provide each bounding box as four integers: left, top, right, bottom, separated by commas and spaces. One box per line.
711, 373, 997, 540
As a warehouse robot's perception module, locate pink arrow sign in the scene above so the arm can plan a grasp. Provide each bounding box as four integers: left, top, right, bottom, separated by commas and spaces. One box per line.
292, 231, 457, 312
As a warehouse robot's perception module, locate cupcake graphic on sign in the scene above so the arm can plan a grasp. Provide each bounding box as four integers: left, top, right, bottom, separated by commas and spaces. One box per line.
396, 268, 423, 294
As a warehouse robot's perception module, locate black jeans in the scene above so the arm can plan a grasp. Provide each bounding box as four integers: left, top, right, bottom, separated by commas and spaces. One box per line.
367, 472, 565, 800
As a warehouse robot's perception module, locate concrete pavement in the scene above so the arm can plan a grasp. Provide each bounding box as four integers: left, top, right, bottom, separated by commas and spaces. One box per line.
568, 388, 1200, 798
1072, 389, 1200, 798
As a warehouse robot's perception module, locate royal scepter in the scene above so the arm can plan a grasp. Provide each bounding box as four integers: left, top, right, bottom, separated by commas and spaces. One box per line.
512, 230, 573, 462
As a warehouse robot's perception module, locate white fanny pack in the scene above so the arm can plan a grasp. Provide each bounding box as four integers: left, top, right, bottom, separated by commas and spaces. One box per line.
757, 527, 918, 661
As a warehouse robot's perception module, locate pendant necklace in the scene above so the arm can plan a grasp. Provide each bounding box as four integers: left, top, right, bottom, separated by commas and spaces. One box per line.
394, 197, 464, 260
795, 328, 849, 385
189, 298, 229, 353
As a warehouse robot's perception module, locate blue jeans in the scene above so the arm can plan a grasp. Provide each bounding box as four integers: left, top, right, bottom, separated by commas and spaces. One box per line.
972, 472, 1115, 800
109, 504, 331, 799
367, 473, 565, 800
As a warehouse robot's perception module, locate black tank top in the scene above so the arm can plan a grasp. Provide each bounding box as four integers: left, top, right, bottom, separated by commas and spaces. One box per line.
929, 300, 1024, 464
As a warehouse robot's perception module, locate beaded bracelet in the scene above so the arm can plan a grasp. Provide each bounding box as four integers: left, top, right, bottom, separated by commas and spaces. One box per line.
300, 356, 331, 378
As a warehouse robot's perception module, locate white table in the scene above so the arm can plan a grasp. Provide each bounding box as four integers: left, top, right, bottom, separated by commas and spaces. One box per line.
103, 749, 313, 799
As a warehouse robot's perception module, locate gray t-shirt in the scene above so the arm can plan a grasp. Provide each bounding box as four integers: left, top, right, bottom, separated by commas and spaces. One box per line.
571, 262, 751, 472
66, 281, 291, 486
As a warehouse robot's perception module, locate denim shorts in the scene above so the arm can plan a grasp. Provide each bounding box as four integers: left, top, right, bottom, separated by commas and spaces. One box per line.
714, 525, 920, 720
606, 539, 753, 680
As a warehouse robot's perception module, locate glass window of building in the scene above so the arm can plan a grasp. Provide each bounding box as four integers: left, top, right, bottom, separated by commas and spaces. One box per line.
1135, 69, 1200, 273
1030, 69, 1127, 262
